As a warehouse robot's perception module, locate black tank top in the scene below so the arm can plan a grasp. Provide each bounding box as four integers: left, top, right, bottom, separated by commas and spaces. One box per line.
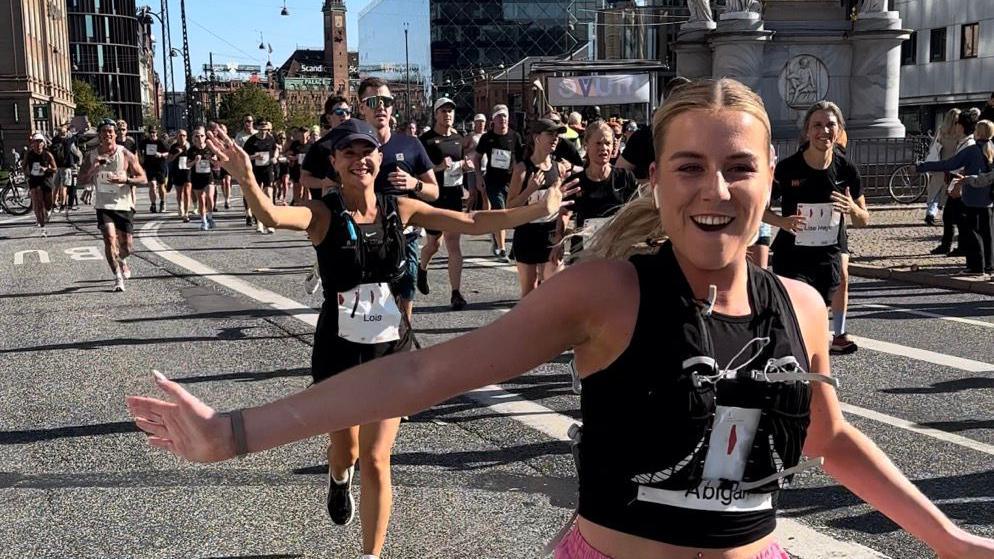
26, 150, 51, 187
576, 242, 812, 548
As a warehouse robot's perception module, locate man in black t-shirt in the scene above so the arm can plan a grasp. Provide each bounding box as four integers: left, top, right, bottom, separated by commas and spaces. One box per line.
417, 97, 475, 309
243, 122, 279, 233
139, 128, 169, 213
473, 104, 523, 260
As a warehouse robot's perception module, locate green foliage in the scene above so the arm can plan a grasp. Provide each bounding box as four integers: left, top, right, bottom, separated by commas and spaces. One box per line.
142, 111, 162, 133
218, 84, 285, 131
72, 79, 112, 121
285, 106, 317, 132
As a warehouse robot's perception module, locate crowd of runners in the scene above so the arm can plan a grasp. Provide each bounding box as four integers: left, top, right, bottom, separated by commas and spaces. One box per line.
10, 75, 994, 558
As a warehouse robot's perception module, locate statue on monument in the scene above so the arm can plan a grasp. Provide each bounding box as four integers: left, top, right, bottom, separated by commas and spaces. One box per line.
857, 0, 888, 14
785, 56, 819, 107
687, 0, 714, 23
724, 0, 762, 13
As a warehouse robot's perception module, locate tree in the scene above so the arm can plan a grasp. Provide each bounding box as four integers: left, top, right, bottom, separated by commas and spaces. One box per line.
142, 110, 162, 134
285, 106, 317, 131
72, 79, 112, 122
218, 84, 284, 131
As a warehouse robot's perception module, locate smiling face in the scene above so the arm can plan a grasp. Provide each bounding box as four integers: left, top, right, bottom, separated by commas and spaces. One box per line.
804, 109, 840, 153
651, 109, 773, 271
330, 140, 382, 189
99, 126, 117, 147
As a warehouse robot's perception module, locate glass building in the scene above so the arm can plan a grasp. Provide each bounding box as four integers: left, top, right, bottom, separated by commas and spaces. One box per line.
67, 0, 143, 127
429, 0, 599, 114
357, 0, 431, 116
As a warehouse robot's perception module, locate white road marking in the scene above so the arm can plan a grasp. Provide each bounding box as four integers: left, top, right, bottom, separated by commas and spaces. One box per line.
840, 403, 994, 456
848, 335, 993, 372
850, 302, 994, 330
147, 229, 994, 559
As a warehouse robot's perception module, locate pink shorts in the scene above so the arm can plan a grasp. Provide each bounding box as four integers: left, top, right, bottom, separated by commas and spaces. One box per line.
554, 525, 791, 559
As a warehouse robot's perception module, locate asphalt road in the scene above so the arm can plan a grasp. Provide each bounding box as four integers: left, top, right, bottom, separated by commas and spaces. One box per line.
0, 194, 992, 559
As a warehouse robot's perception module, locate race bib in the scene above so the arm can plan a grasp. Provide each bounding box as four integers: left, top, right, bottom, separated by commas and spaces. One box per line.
702, 406, 762, 482
145, 144, 157, 156
177, 156, 188, 170
30, 162, 43, 177
491, 148, 511, 170
277, 156, 288, 164
443, 162, 463, 187
254, 152, 271, 166
636, 481, 773, 513
195, 159, 211, 174
337, 282, 402, 344
795, 202, 840, 247
95, 171, 121, 194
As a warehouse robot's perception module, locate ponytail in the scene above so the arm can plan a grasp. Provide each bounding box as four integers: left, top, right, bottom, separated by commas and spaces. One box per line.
975, 120, 994, 167
573, 189, 666, 261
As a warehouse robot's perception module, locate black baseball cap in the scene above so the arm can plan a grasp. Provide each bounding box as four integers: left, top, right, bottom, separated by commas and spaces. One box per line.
528, 118, 567, 135
321, 119, 381, 151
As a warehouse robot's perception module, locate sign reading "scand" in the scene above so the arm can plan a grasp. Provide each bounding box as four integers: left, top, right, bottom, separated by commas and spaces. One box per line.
548, 74, 651, 106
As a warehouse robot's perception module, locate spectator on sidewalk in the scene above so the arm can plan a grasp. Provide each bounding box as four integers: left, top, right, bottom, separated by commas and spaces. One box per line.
946, 120, 994, 277
917, 112, 991, 274
925, 109, 963, 232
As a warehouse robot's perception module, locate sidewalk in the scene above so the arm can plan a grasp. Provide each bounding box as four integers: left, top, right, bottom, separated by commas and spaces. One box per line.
847, 205, 994, 296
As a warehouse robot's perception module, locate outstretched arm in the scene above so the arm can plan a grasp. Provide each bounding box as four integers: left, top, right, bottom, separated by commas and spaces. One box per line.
398, 177, 578, 235
126, 260, 627, 463
206, 130, 323, 233
787, 279, 994, 558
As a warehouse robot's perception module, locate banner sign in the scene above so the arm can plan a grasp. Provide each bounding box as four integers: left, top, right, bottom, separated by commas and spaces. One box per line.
202, 64, 262, 74
284, 77, 334, 90
548, 74, 651, 106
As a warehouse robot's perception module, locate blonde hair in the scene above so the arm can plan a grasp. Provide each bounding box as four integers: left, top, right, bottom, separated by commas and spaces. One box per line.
580, 79, 771, 261
583, 120, 614, 147
976, 120, 994, 166
800, 101, 845, 143
940, 108, 962, 137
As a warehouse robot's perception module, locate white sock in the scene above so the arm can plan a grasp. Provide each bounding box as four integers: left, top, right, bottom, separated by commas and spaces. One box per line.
831, 312, 846, 336
331, 468, 350, 485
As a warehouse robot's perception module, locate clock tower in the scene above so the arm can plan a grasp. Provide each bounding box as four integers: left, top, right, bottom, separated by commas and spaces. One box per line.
322, 0, 349, 95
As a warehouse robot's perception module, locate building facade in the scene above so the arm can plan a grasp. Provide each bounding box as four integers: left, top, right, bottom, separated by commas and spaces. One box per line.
277, 49, 337, 121
136, 7, 158, 124
67, 0, 144, 127
597, 0, 687, 70
897, 0, 994, 134
0, 0, 76, 143
357, 0, 431, 122
429, 0, 599, 116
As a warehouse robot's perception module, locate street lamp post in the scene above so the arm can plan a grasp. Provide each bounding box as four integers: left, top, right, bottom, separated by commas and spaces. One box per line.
404, 23, 410, 121
138, 3, 176, 129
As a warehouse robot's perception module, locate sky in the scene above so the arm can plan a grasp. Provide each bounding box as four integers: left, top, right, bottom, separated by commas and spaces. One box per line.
154, 0, 374, 92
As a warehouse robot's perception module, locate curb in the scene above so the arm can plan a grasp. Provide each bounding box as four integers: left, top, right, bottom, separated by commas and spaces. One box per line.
849, 263, 994, 296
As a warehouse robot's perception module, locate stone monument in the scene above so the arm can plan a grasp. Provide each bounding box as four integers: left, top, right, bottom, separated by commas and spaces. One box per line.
674, 0, 909, 139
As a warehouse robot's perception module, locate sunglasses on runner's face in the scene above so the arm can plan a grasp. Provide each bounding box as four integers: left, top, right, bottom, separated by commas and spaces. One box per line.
332, 108, 351, 116
362, 95, 394, 109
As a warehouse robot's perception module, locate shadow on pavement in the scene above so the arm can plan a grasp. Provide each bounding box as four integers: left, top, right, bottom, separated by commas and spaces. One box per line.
0, 420, 138, 445
781, 469, 994, 530
880, 377, 994, 394
169, 367, 310, 385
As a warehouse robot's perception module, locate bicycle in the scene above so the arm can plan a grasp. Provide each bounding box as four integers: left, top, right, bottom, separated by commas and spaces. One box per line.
887, 135, 933, 204
887, 163, 928, 204
0, 166, 31, 216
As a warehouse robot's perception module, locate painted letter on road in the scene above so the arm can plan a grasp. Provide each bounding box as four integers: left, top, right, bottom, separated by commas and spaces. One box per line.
65, 246, 103, 261
14, 250, 50, 265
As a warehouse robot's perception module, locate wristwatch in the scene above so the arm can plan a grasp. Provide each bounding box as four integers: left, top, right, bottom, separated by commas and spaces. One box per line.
415, 180, 423, 193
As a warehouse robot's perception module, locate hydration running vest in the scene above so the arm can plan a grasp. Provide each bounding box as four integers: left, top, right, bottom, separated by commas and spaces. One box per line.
314, 191, 407, 297
567, 242, 838, 548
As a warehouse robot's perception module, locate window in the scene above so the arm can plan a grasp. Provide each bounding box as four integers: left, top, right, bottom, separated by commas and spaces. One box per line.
901, 31, 917, 65
961, 23, 979, 59
930, 27, 946, 62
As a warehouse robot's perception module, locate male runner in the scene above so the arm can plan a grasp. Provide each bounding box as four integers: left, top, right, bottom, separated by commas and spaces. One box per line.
78, 119, 147, 292
473, 104, 523, 261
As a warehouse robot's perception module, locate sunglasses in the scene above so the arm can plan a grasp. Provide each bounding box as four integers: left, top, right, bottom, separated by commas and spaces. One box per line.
362, 95, 394, 109
332, 108, 351, 116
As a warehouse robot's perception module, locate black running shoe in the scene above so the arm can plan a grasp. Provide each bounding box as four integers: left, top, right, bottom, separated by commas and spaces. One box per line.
327, 465, 355, 526
416, 267, 430, 295
451, 290, 467, 310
